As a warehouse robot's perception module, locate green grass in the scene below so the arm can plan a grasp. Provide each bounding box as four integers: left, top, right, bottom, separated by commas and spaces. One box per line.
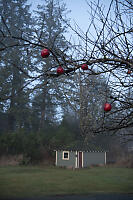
0, 166, 133, 198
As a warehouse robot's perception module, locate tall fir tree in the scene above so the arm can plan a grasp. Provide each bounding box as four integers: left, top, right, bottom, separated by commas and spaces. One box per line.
31, 0, 70, 131
0, 0, 32, 132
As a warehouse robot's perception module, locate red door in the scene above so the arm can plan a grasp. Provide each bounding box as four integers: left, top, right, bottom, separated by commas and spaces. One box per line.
79, 152, 82, 168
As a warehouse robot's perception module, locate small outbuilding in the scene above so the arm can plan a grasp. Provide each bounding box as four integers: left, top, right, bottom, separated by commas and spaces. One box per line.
55, 144, 107, 168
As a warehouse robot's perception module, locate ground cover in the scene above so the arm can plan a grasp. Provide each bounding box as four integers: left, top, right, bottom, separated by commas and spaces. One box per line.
0, 166, 132, 198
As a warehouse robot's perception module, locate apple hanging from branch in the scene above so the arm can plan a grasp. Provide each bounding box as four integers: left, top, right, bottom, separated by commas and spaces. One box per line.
127, 69, 131, 74
81, 64, 88, 70
41, 48, 50, 58
104, 103, 112, 112
57, 66, 64, 75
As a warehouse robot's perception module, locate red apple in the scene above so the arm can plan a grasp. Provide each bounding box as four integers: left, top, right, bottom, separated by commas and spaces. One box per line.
127, 70, 131, 74
41, 48, 50, 58
81, 64, 88, 70
104, 103, 112, 112
57, 66, 64, 74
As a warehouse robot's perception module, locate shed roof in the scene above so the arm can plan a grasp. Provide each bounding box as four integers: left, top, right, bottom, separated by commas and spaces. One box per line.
56, 142, 107, 152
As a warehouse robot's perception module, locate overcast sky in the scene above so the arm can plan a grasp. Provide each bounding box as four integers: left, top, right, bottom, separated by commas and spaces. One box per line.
27, 0, 112, 42
28, 0, 111, 31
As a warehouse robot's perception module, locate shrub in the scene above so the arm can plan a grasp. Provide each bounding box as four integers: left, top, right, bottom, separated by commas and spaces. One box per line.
115, 153, 133, 168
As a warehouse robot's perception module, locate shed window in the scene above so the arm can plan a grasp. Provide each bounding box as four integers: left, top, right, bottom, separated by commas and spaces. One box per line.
62, 151, 69, 160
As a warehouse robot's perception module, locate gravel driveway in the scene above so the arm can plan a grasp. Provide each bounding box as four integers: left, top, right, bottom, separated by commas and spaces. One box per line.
1, 194, 133, 200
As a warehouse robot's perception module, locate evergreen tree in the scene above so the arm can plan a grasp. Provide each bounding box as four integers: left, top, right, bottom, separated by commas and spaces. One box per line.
31, 0, 70, 131
0, 0, 32, 132
59, 71, 114, 143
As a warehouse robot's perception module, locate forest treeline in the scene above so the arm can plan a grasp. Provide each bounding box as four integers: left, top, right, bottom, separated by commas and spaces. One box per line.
0, 0, 132, 163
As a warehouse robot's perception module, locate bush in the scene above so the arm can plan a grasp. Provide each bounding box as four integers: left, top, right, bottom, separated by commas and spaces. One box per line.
19, 155, 31, 166
0, 154, 23, 166
0, 132, 52, 164
0, 132, 24, 155
115, 153, 133, 168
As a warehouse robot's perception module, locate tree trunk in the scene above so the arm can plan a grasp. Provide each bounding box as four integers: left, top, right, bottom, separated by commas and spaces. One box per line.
38, 85, 47, 131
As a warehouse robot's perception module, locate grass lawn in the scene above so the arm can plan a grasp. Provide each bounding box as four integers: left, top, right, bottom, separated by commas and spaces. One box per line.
0, 166, 133, 198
